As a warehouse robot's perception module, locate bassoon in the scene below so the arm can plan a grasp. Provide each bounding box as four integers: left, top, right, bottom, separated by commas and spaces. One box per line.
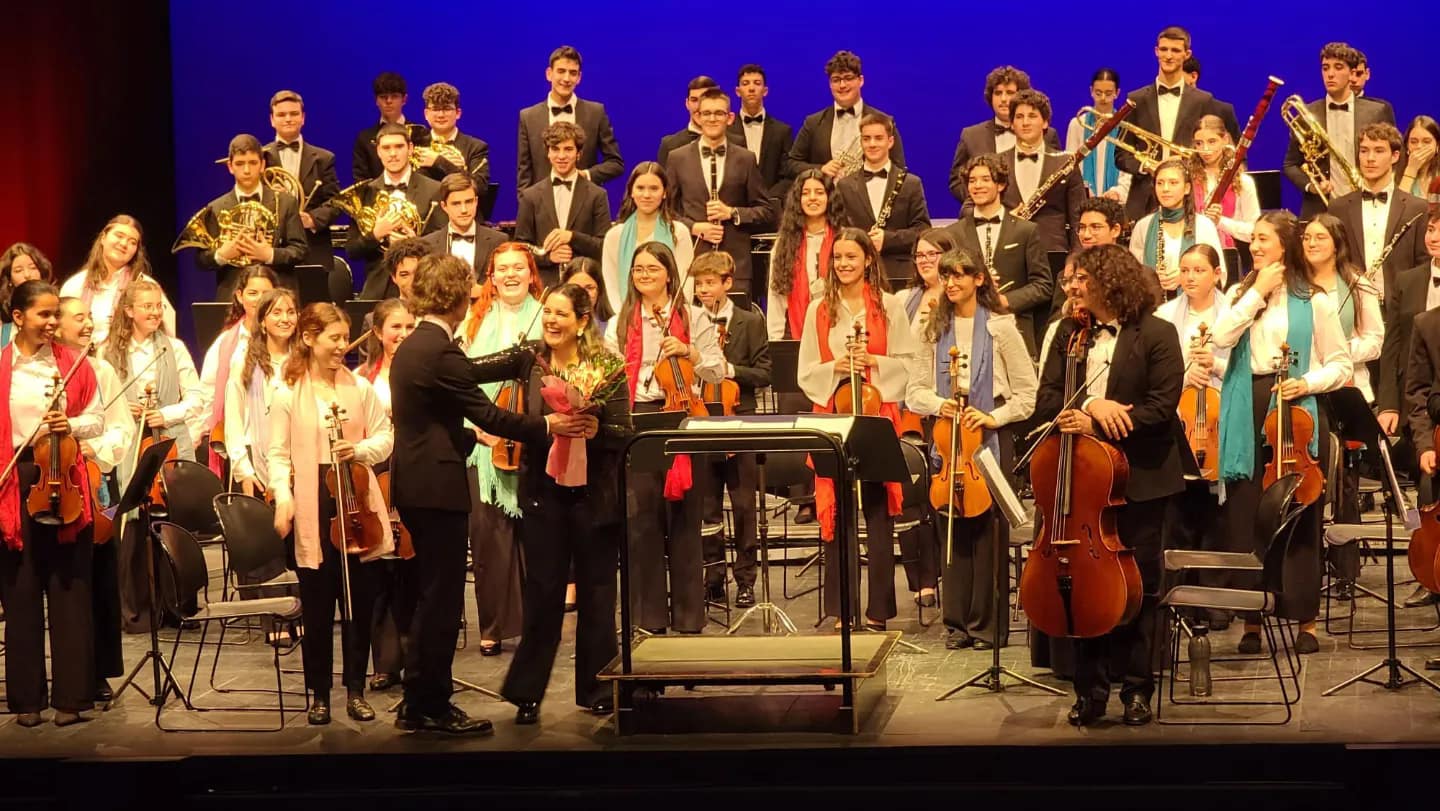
1205, 76, 1284, 210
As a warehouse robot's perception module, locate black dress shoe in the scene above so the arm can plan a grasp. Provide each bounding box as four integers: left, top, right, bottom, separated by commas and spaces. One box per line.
16, 712, 42, 728
308, 698, 331, 726
1333, 580, 1355, 602
1294, 631, 1320, 654
735, 586, 756, 608
914, 592, 937, 608
945, 631, 973, 650
400, 704, 494, 735
346, 696, 375, 722
1067, 698, 1106, 727
1403, 585, 1440, 609
369, 673, 400, 691
94, 680, 113, 703
590, 698, 614, 715
794, 505, 816, 525
480, 641, 503, 657
514, 701, 540, 725
1425, 656, 1440, 671
1237, 632, 1262, 654
1122, 695, 1153, 726
972, 639, 994, 651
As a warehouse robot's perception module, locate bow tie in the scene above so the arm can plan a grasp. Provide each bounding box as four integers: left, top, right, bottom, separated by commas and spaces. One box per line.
975, 215, 1001, 226
1094, 323, 1119, 337
384, 183, 407, 192
238, 194, 260, 204
743, 114, 764, 125
1328, 102, 1350, 112
1016, 152, 1040, 162
552, 177, 573, 189
863, 168, 888, 180
551, 103, 573, 116
1158, 85, 1182, 97
278, 140, 300, 152
836, 106, 856, 117
450, 233, 475, 243
992, 121, 1011, 134
1362, 190, 1389, 203
701, 145, 726, 158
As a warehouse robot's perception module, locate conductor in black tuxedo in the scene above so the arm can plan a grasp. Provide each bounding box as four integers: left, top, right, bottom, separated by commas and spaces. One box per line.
1377, 210, 1440, 439
656, 76, 744, 164
835, 112, 931, 288
345, 123, 448, 299
352, 72, 426, 184
664, 88, 776, 295
1000, 90, 1085, 253
415, 82, 490, 190
420, 174, 507, 280
1037, 244, 1184, 727
786, 50, 904, 180
947, 66, 1061, 207
729, 64, 794, 198
389, 254, 591, 734
942, 154, 1052, 356
195, 134, 308, 301
1282, 42, 1397, 218
516, 46, 624, 195
1327, 123, 1429, 300
515, 121, 612, 286
264, 90, 340, 271
1116, 26, 1226, 224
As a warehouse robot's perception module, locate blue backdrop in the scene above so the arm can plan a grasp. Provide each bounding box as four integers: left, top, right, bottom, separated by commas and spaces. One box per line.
169, 0, 1438, 309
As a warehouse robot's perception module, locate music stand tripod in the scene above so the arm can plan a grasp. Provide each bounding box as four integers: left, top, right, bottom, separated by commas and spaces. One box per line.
729, 452, 798, 635
108, 439, 182, 709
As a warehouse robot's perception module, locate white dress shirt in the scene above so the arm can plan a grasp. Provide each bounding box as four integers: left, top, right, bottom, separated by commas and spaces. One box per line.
993, 119, 1016, 156
1154, 294, 1231, 389
1084, 322, 1120, 401
86, 356, 134, 473
974, 207, 1007, 274
1211, 285, 1353, 394
1127, 214, 1229, 282
701, 297, 738, 378
223, 353, 286, 484
551, 170, 578, 228
1013, 145, 1045, 202
275, 136, 302, 177
546, 93, 578, 126
601, 303, 725, 403
267, 376, 393, 502
8, 343, 104, 450
448, 224, 478, 269
905, 312, 1037, 428
796, 292, 918, 407
863, 161, 891, 220
129, 333, 206, 440
1199, 172, 1261, 243
741, 109, 766, 159
698, 139, 728, 196
831, 100, 865, 163
1360, 185, 1393, 275
1156, 80, 1184, 142
1325, 93, 1357, 197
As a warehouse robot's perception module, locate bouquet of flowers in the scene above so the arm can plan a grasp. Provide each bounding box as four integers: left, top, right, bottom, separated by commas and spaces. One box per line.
539, 351, 627, 486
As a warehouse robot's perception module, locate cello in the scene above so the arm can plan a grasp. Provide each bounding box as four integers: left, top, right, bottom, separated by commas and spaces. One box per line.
1178, 323, 1220, 481
27, 373, 85, 527
322, 402, 388, 619
929, 347, 992, 521
1021, 313, 1142, 638
1262, 342, 1324, 506
700, 316, 740, 416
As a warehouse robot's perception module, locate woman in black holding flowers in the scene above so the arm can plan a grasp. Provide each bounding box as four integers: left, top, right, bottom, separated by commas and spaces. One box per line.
501, 283, 632, 724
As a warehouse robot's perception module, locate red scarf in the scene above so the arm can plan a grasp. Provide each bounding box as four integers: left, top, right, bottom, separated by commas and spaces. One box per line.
0, 341, 99, 549
810, 287, 904, 541
1194, 183, 1237, 247
787, 227, 833, 340
624, 303, 693, 500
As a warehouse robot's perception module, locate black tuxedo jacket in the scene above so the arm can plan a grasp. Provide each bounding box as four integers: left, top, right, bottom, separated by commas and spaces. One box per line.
1379, 261, 1432, 413
1328, 188, 1428, 299
998, 148, 1085, 253
419, 224, 508, 280
701, 304, 771, 414
1036, 314, 1185, 503
1209, 97, 1242, 143
351, 121, 429, 184
1363, 93, 1397, 125
1117, 84, 1222, 222
1283, 96, 1396, 217
344, 174, 448, 299
947, 119, 1060, 205
416, 130, 491, 189
516, 99, 624, 195
657, 128, 744, 165
264, 139, 341, 270
390, 321, 549, 512
1407, 308, 1440, 454
786, 104, 904, 177
664, 141, 776, 286
835, 168, 931, 285
194, 185, 308, 300
728, 114, 795, 196
514, 175, 611, 280
941, 214, 1052, 356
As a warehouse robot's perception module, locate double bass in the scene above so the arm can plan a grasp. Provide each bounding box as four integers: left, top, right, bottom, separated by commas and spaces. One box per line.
1262, 342, 1323, 506
1178, 323, 1220, 481
323, 402, 387, 620
929, 347, 992, 521
27, 373, 85, 527
700, 316, 740, 416
1021, 313, 1142, 638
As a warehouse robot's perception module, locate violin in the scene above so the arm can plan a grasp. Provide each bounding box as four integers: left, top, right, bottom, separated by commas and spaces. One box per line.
828, 321, 883, 416
27, 373, 85, 527
1261, 342, 1323, 506
1409, 426, 1440, 593
649, 304, 708, 417
322, 402, 387, 559
135, 384, 178, 507
929, 347, 992, 518
1021, 312, 1142, 638
1178, 323, 1220, 481
491, 332, 529, 472
700, 316, 740, 416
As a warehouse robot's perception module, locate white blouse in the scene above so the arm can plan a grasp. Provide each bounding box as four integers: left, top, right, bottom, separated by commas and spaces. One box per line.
223, 352, 288, 484
602, 302, 725, 403
8, 343, 104, 450
1128, 214, 1229, 288
1210, 284, 1353, 395
906, 312, 1037, 428
1154, 294, 1232, 389
766, 232, 829, 341
1196, 172, 1261, 244
600, 221, 695, 315
59, 270, 177, 346
796, 291, 918, 407
266, 375, 393, 504
1319, 275, 1384, 402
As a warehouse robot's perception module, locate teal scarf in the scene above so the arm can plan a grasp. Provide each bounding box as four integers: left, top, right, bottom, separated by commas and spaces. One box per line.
616, 214, 676, 300
1079, 110, 1120, 196
466, 297, 542, 517
935, 307, 1000, 461
1142, 207, 1193, 270
1218, 290, 1318, 482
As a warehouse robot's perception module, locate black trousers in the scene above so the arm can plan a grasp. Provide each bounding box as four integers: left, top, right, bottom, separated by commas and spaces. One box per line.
370, 556, 415, 678
295, 485, 382, 699
0, 463, 95, 713
502, 482, 618, 707
398, 506, 470, 716
1073, 495, 1168, 706
92, 537, 123, 681
701, 452, 759, 589
822, 480, 897, 624
898, 517, 940, 594
468, 489, 524, 643
940, 508, 1009, 646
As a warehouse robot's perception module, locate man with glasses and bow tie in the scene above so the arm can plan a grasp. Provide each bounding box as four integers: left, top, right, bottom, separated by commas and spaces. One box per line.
515, 121, 611, 286
347, 122, 448, 299
948, 66, 1060, 209
786, 51, 904, 181
516, 46, 625, 198
421, 174, 507, 281
835, 112, 931, 289
195, 133, 307, 300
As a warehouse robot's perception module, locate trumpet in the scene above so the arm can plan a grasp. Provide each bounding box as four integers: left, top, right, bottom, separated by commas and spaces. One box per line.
1078, 107, 1196, 175
1279, 94, 1361, 205
262, 166, 320, 211
170, 200, 278, 254
330, 182, 432, 244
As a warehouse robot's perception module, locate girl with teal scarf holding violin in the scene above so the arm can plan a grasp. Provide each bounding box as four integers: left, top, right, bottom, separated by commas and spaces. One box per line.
1210, 211, 1353, 657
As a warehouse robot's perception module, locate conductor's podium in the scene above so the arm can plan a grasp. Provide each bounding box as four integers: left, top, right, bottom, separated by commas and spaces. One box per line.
597, 631, 901, 735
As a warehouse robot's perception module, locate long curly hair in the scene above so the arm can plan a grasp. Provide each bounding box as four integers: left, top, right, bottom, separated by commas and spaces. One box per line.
240, 288, 298, 384
616, 241, 688, 346
821, 227, 890, 318
770, 170, 846, 297
224, 265, 279, 328
102, 277, 166, 378
283, 303, 350, 386
79, 214, 152, 290
1072, 244, 1157, 325
464, 242, 544, 343
924, 248, 1008, 343
1236, 210, 1314, 300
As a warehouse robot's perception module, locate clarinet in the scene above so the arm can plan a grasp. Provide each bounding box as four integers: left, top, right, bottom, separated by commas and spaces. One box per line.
873, 166, 908, 230
1013, 100, 1137, 221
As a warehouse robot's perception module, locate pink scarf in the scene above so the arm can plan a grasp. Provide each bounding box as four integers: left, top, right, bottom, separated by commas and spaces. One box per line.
1194, 183, 1237, 248
205, 322, 246, 479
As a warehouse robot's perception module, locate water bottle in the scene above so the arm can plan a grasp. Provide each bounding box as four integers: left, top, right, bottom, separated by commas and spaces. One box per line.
1189, 622, 1213, 697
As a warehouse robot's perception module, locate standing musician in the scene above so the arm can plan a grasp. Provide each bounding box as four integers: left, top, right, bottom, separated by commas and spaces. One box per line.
1066, 69, 1131, 202
346, 123, 448, 300
1128, 158, 1227, 296
1211, 211, 1353, 657
601, 162, 696, 316
664, 87, 776, 298
905, 229, 957, 340
1001, 89, 1085, 253
692, 252, 772, 609
419, 173, 507, 279
1404, 302, 1440, 655
1326, 123, 1429, 301
193, 134, 308, 300
564, 259, 613, 337
603, 242, 724, 634
787, 51, 904, 180
0, 281, 105, 727
1378, 206, 1440, 476
730, 64, 794, 197
796, 227, 918, 630
515, 121, 612, 286
1190, 115, 1261, 249
198, 266, 276, 473
1399, 117, 1440, 199
906, 248, 1036, 650
516, 46, 625, 194
1, 245, 55, 347
1037, 245, 1184, 727
766, 169, 844, 342
501, 283, 623, 723
269, 303, 394, 726
948, 66, 1061, 208
389, 254, 579, 735
264, 90, 341, 269
457, 244, 546, 657
1047, 197, 1128, 324
223, 288, 298, 498
655, 76, 745, 163
836, 112, 931, 289
60, 215, 176, 345
416, 83, 490, 190
352, 72, 421, 185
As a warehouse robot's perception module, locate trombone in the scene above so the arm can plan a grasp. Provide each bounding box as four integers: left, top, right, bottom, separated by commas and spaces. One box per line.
1279, 94, 1361, 205
1077, 107, 1196, 175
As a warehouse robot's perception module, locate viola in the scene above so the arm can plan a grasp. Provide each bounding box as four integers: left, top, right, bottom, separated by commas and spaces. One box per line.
649, 304, 708, 418
322, 402, 387, 560
929, 347, 992, 518
700, 316, 740, 416
27, 373, 85, 527
1021, 313, 1142, 639
1261, 342, 1323, 506
1178, 323, 1220, 481
135, 384, 178, 507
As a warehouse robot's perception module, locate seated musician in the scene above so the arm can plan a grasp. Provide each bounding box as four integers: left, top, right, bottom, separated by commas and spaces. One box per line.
691, 252, 772, 609
193, 134, 308, 300
345, 123, 449, 300
601, 162, 695, 316
1127, 158, 1227, 297
269, 303, 394, 726
417, 82, 490, 189
905, 248, 1036, 650
516, 121, 612, 286
836, 112, 931, 290
1001, 89, 1083, 253
60, 216, 175, 345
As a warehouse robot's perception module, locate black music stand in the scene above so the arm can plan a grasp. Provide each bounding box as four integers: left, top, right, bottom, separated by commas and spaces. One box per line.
768, 340, 801, 412
108, 439, 181, 710
1321, 388, 1440, 696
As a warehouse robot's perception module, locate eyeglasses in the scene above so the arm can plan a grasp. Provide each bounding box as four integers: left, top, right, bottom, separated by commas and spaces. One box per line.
829, 73, 859, 84
632, 265, 665, 277
696, 111, 728, 120
915, 250, 942, 262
